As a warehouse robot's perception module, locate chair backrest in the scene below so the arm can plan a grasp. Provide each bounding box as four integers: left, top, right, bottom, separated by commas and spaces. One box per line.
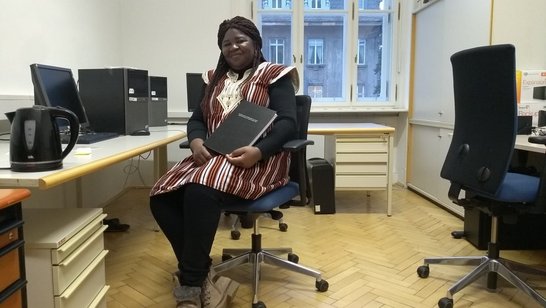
295, 95, 312, 140
440, 44, 517, 198
290, 95, 312, 204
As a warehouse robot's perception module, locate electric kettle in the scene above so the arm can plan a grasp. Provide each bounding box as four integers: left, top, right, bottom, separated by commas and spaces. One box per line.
6, 105, 79, 172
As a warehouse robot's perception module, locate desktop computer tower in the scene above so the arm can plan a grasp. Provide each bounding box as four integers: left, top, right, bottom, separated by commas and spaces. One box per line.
149, 76, 168, 126
78, 68, 149, 135
307, 158, 336, 214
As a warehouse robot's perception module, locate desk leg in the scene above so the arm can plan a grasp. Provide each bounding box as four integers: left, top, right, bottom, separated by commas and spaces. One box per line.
387, 134, 393, 216
153, 145, 168, 182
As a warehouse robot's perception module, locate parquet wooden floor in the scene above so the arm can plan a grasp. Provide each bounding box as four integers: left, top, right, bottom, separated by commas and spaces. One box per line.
103, 186, 546, 307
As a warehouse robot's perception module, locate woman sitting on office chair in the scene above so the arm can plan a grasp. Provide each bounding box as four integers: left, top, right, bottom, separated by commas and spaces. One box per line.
149, 16, 299, 308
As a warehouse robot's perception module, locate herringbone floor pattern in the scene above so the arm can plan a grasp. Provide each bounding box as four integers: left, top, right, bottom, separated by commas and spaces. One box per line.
103, 186, 546, 307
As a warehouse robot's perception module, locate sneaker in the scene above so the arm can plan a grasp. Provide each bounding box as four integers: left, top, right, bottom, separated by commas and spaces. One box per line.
173, 285, 202, 308
201, 272, 240, 308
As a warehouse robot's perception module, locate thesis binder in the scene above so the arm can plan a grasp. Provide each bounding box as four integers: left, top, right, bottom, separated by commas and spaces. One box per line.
204, 100, 277, 155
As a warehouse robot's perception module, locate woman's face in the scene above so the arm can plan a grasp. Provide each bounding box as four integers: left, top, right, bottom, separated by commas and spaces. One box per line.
221, 28, 256, 73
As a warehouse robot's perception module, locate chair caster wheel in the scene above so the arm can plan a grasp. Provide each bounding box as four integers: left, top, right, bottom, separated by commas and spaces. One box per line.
438, 297, 453, 308
417, 265, 429, 278
287, 253, 299, 263
222, 254, 232, 262
451, 230, 465, 239
230, 230, 240, 240
316, 279, 329, 292
279, 222, 288, 232
252, 301, 266, 308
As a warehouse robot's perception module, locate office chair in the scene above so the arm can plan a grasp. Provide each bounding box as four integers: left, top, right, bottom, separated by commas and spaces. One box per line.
180, 96, 312, 241
415, 44, 546, 308
225, 95, 313, 240
208, 95, 328, 308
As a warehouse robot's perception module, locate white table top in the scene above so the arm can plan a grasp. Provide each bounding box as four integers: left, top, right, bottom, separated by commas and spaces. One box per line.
0, 126, 186, 189
515, 134, 546, 154
308, 122, 395, 135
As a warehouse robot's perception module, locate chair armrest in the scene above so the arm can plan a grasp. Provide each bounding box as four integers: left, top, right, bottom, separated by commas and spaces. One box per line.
283, 139, 314, 152
179, 140, 190, 149
528, 136, 546, 145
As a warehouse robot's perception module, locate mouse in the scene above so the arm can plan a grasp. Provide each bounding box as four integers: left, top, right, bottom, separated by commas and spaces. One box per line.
130, 129, 150, 136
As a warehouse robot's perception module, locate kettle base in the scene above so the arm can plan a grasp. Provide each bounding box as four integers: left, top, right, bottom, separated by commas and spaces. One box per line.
11, 161, 63, 172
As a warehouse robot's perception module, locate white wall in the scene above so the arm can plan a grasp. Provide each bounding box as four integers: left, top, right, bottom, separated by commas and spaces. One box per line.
118, 0, 237, 116
0, 0, 122, 97
491, 0, 546, 69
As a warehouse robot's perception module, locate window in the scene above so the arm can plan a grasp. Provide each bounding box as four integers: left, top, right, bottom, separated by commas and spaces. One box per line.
307, 39, 324, 65
257, 0, 398, 106
262, 0, 291, 9
269, 38, 285, 64
308, 85, 324, 98
357, 39, 366, 65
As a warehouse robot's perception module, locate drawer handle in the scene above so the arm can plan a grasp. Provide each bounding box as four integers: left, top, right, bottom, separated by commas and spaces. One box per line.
60, 225, 107, 267
57, 213, 107, 253
8, 231, 14, 240
60, 250, 109, 299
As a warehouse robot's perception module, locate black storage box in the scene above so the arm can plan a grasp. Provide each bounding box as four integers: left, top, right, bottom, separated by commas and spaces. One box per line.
307, 158, 335, 214
464, 207, 546, 250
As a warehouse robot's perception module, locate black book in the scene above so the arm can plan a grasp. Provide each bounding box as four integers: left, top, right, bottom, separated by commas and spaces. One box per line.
204, 100, 277, 155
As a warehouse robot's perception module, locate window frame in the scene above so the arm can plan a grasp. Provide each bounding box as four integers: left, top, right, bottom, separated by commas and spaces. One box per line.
255, 0, 401, 109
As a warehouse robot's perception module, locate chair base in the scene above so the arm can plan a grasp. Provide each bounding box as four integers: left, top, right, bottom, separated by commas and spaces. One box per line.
418, 255, 546, 307
214, 233, 328, 306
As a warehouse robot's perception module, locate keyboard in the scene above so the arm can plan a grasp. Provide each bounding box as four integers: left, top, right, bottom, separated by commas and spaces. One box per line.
61, 132, 119, 144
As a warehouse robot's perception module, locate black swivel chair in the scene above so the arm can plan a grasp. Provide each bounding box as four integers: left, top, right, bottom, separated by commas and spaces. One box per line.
416, 44, 546, 308
181, 95, 328, 307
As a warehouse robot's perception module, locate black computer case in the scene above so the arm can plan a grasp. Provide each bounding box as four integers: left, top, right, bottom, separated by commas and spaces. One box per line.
78, 68, 149, 135
149, 76, 168, 126
307, 158, 336, 214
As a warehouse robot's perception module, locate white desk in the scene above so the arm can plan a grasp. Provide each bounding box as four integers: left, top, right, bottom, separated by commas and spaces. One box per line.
308, 123, 395, 216
515, 135, 546, 154
0, 126, 186, 189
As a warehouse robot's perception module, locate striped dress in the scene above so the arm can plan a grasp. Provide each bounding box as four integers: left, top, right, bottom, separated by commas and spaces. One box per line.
150, 62, 297, 200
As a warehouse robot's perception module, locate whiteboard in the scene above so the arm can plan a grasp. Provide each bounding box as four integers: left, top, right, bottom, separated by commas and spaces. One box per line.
412, 0, 492, 125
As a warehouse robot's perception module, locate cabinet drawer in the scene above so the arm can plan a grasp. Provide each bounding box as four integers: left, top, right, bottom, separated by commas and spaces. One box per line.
336, 138, 388, 153
51, 214, 106, 264
0, 280, 26, 308
336, 153, 388, 163
88, 285, 109, 308
54, 250, 108, 308
0, 226, 19, 249
52, 225, 107, 295
336, 175, 387, 188
0, 241, 23, 292
336, 163, 387, 174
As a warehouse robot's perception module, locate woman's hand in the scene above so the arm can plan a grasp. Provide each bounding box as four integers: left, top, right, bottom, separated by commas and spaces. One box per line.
190, 138, 212, 166
226, 146, 262, 168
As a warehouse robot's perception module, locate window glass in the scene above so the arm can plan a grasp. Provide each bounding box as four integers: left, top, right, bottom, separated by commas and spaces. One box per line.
258, 13, 293, 68
357, 1, 392, 102
257, 0, 396, 106
269, 39, 285, 64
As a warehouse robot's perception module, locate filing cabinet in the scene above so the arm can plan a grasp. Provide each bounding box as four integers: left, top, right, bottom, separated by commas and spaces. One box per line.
0, 189, 31, 308
323, 132, 394, 215
23, 208, 109, 308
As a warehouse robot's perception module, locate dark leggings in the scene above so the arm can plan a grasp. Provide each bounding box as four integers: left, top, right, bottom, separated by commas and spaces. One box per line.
149, 183, 244, 287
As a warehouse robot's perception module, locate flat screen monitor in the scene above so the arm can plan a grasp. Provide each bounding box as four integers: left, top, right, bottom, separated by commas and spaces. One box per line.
30, 63, 90, 132
186, 73, 206, 112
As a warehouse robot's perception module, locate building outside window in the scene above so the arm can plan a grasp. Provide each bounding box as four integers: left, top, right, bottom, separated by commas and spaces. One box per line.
257, 0, 397, 106
357, 39, 366, 65
307, 39, 324, 65
269, 38, 285, 64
